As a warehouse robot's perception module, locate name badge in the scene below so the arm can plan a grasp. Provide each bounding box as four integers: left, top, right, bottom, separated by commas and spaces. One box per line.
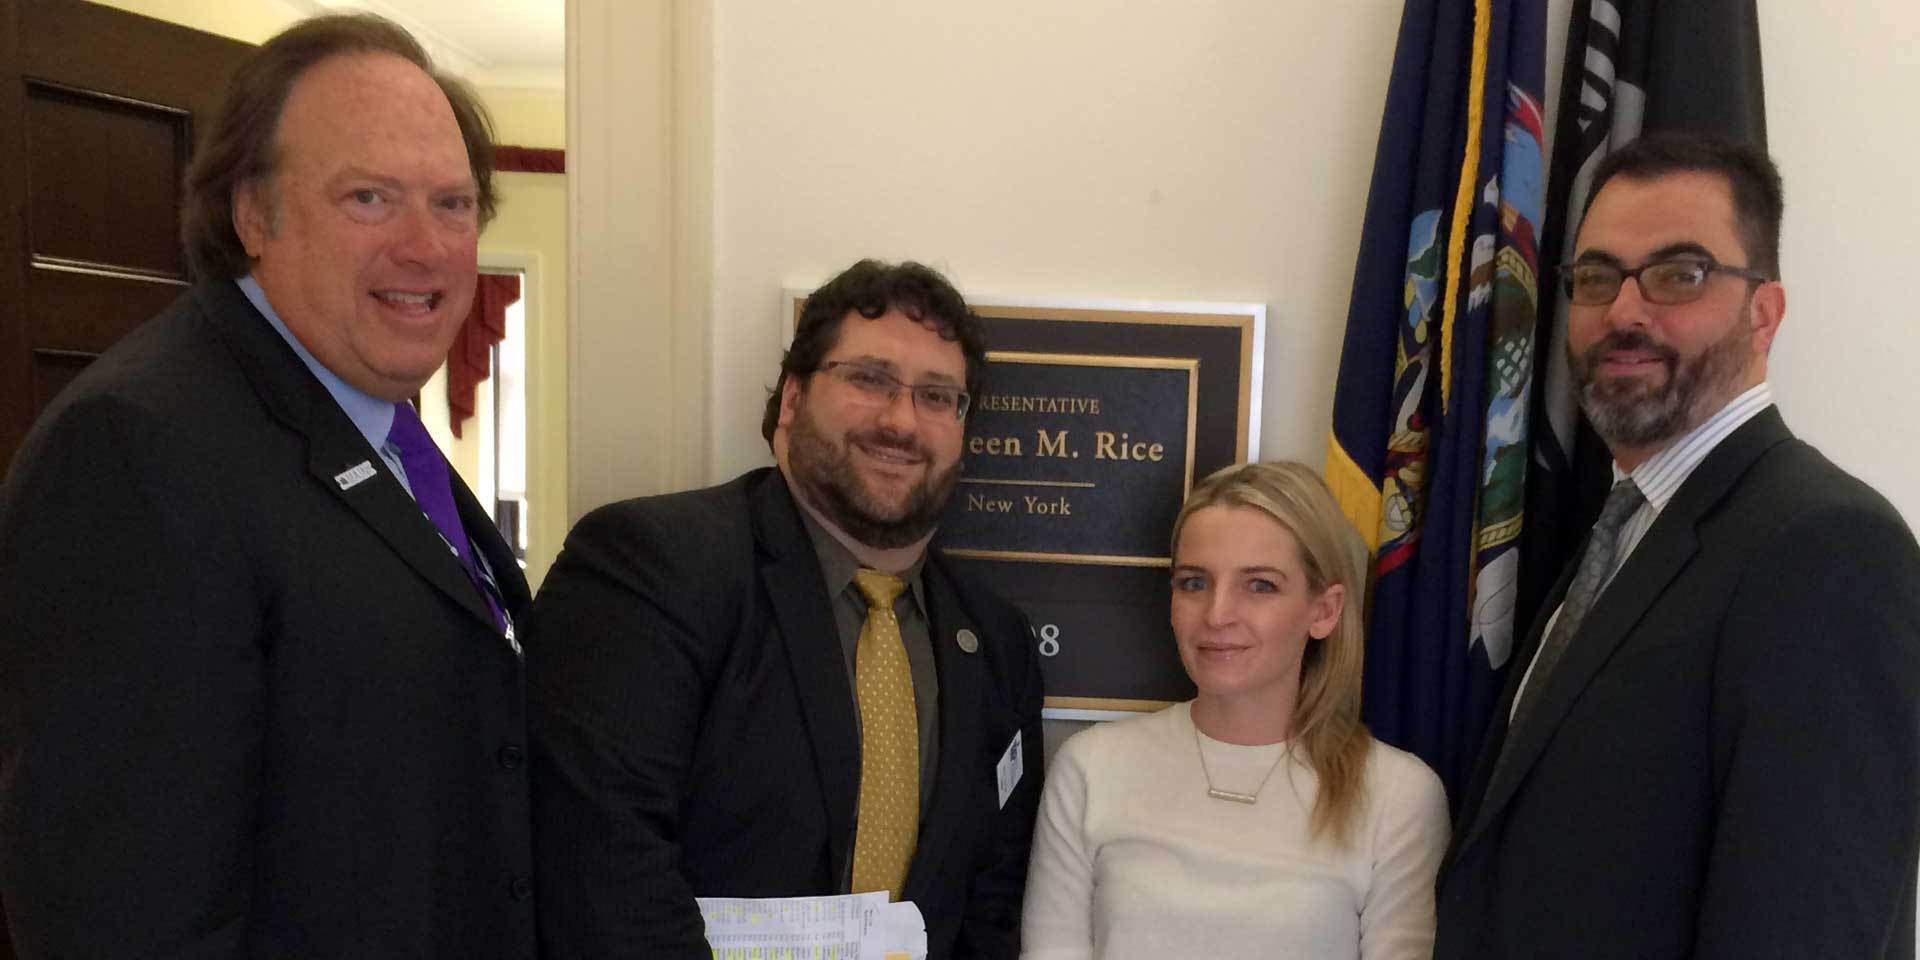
995, 730, 1024, 809
333, 460, 378, 490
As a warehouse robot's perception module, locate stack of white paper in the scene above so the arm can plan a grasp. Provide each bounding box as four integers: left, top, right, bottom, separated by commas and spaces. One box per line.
696, 891, 928, 960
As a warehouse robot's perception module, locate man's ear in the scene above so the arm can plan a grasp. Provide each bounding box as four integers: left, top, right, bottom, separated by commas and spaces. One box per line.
777, 374, 804, 429
232, 179, 270, 257
1748, 280, 1786, 356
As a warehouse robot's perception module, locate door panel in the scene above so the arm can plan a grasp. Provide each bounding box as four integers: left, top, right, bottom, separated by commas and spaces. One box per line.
0, 0, 251, 475
0, 4, 256, 954
27, 267, 184, 352
28, 349, 92, 411
26, 79, 193, 277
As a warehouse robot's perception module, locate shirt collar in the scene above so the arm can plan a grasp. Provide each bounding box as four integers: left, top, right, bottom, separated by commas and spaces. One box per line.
794, 495, 928, 614
239, 275, 397, 451
1614, 381, 1775, 511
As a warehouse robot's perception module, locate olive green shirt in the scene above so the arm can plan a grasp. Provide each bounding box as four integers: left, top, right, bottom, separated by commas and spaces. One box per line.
796, 508, 940, 816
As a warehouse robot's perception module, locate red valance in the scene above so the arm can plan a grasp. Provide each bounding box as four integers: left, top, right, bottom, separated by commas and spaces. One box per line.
447, 273, 521, 439
495, 145, 566, 174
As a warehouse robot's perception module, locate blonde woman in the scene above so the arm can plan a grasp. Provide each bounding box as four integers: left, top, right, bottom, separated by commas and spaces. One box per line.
1021, 461, 1448, 960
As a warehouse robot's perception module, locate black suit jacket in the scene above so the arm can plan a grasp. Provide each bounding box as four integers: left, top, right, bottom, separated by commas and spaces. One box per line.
0, 280, 536, 958
527, 468, 1045, 960
1437, 408, 1920, 959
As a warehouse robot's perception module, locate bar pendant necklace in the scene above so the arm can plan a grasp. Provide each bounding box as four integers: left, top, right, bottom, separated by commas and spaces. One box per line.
1195, 722, 1287, 805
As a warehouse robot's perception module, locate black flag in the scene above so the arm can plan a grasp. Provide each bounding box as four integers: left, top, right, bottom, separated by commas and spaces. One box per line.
1517, 0, 1767, 632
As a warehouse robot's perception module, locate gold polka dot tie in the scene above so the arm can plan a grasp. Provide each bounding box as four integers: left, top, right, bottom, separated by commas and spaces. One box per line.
850, 568, 918, 901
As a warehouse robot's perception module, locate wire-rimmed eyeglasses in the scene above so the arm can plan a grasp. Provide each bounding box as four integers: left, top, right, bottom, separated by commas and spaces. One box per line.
817, 361, 971, 421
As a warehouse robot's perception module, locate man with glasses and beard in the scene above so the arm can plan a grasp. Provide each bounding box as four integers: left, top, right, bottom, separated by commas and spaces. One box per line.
1436, 133, 1920, 960
527, 260, 1044, 959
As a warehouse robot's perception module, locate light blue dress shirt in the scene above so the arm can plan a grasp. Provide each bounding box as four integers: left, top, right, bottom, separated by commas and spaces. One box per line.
237, 277, 517, 646
238, 276, 415, 498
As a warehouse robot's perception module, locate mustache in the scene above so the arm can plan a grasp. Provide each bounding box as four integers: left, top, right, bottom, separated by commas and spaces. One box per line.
847, 426, 927, 460
1580, 329, 1679, 370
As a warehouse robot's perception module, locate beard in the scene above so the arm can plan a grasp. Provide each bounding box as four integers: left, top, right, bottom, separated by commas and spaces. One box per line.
785, 405, 962, 550
1571, 308, 1755, 451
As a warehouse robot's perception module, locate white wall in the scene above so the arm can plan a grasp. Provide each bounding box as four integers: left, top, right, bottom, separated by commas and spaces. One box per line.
707, 2, 1403, 482
695, 1, 1919, 526
567, 0, 711, 519
1761, 1, 1919, 523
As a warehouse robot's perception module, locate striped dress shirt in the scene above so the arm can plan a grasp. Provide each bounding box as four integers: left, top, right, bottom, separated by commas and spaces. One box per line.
1511, 382, 1777, 717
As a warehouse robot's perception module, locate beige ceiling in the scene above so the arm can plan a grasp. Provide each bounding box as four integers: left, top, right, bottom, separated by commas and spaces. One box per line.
281, 0, 565, 89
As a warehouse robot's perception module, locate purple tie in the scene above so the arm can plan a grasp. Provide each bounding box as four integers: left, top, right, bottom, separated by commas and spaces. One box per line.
387, 402, 506, 631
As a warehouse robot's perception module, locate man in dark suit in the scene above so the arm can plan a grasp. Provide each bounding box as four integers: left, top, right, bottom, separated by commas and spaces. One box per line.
0, 15, 534, 959
529, 259, 1045, 959
1437, 133, 1920, 959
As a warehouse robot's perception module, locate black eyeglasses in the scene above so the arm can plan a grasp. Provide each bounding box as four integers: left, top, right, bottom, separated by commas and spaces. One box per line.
817, 361, 971, 422
1559, 255, 1770, 306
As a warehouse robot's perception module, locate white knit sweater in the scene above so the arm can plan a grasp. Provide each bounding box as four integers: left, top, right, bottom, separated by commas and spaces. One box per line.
1021, 702, 1449, 960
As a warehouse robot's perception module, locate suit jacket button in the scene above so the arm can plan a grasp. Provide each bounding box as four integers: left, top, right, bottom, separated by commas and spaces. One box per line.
510, 876, 533, 901
498, 745, 526, 770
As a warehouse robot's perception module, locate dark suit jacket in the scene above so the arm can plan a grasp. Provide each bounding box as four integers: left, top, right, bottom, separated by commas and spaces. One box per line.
527, 468, 1045, 960
1437, 408, 1920, 960
0, 280, 536, 959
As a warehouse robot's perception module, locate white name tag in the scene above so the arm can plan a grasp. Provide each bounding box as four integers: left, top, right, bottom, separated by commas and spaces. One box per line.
995, 730, 1024, 809
333, 460, 378, 490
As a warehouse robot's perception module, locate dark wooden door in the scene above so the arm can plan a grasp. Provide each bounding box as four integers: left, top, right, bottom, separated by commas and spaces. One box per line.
0, 0, 253, 475
0, 3, 254, 953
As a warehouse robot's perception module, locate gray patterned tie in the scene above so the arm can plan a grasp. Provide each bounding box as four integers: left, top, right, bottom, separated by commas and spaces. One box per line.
1505, 478, 1646, 742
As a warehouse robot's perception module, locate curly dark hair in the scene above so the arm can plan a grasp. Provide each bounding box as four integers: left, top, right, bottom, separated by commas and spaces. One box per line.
1584, 132, 1783, 278
180, 13, 497, 280
761, 260, 989, 448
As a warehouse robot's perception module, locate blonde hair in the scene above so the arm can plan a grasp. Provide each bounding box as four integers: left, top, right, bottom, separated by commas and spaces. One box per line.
1170, 460, 1372, 845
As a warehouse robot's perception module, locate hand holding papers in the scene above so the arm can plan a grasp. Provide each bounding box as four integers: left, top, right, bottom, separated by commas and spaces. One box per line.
696, 892, 928, 960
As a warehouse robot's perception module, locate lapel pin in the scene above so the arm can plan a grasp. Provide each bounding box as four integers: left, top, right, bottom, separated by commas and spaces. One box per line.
333, 460, 377, 490
956, 628, 980, 654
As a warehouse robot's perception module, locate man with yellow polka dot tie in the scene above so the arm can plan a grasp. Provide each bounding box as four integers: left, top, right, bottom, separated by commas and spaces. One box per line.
529, 260, 1047, 959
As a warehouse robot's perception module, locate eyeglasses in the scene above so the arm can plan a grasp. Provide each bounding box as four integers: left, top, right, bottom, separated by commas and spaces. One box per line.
1559, 255, 1770, 306
817, 361, 971, 421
